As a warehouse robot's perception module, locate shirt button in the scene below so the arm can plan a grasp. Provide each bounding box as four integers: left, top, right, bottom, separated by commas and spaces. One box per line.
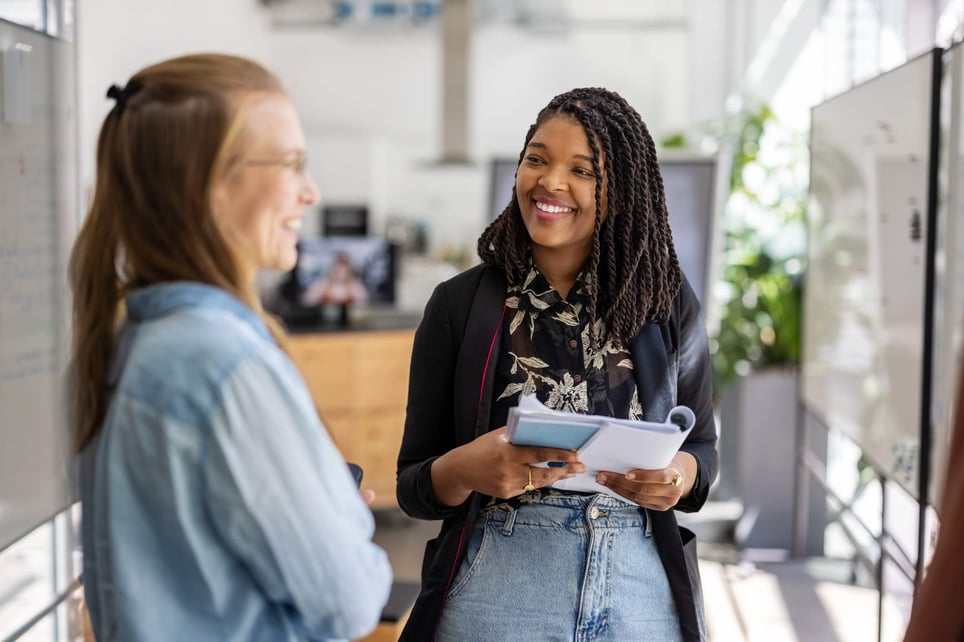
569, 339, 578, 348
573, 374, 582, 383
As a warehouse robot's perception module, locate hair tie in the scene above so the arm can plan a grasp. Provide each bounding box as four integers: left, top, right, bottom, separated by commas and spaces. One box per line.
106, 81, 142, 116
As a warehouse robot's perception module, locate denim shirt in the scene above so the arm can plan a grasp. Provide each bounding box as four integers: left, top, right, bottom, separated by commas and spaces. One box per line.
79, 282, 392, 642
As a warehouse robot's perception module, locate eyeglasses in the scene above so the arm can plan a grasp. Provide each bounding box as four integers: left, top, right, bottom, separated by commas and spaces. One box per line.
238, 154, 308, 176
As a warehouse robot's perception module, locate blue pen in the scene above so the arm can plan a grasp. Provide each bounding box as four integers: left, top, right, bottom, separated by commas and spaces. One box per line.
547, 461, 567, 468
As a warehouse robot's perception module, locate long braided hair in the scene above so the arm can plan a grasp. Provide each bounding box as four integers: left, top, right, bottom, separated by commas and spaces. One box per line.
478, 87, 682, 348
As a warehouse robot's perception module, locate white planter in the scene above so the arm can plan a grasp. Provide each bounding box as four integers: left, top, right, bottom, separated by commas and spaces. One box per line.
718, 369, 800, 551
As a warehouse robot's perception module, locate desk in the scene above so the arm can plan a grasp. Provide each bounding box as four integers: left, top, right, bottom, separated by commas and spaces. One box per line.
287, 329, 415, 510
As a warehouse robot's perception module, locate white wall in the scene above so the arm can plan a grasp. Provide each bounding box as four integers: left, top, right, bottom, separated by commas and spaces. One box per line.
75, 0, 272, 205
76, 0, 751, 259
471, 25, 692, 155
87, 1, 931, 255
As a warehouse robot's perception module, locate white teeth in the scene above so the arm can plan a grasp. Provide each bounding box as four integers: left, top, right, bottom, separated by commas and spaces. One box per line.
535, 201, 574, 214
284, 219, 302, 231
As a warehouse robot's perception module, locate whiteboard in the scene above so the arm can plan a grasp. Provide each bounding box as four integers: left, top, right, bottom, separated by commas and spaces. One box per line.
931, 43, 964, 507
0, 19, 77, 550
802, 49, 939, 499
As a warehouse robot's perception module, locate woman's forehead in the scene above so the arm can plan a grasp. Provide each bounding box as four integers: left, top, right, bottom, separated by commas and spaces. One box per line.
530, 115, 606, 169
238, 94, 304, 153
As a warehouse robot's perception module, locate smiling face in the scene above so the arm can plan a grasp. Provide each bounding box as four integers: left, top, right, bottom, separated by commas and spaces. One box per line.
516, 115, 607, 272
212, 93, 319, 281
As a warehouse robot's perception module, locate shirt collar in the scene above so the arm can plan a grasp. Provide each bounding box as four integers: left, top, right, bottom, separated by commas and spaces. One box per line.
512, 264, 591, 313
125, 282, 272, 341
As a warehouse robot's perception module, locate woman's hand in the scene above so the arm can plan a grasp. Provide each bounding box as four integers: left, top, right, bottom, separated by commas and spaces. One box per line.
595, 451, 698, 511
430, 427, 586, 506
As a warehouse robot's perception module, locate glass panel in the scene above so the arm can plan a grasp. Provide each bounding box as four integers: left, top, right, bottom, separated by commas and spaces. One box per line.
16, 586, 85, 642
59, 0, 72, 40
0, 0, 44, 32
0, 519, 57, 639
43, 0, 56, 36
0, 505, 80, 641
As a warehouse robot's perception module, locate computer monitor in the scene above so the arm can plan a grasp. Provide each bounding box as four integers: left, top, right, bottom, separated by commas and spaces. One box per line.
488, 158, 518, 221
658, 155, 721, 307
270, 236, 397, 328
321, 204, 369, 236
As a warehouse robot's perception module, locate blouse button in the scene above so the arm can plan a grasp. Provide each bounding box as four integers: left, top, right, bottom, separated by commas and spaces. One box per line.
573, 374, 582, 383
569, 339, 578, 348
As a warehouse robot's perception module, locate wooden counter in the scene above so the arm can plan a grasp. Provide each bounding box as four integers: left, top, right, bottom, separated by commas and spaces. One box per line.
287, 328, 415, 510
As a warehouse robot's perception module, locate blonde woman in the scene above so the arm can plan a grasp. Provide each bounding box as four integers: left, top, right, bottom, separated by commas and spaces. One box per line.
70, 54, 391, 642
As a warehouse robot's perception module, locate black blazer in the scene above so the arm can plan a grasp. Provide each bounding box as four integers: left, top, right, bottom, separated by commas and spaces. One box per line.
396, 264, 718, 641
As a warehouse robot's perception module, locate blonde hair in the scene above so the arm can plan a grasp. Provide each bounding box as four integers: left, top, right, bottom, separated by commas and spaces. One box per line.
69, 53, 288, 452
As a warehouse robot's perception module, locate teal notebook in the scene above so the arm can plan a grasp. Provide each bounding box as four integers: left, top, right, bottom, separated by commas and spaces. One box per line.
505, 394, 696, 499
507, 414, 599, 450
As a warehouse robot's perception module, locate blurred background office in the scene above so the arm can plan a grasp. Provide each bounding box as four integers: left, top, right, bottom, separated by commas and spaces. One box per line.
2, 1, 963, 640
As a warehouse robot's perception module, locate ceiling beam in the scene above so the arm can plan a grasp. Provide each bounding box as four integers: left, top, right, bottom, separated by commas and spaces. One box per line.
441, 0, 471, 163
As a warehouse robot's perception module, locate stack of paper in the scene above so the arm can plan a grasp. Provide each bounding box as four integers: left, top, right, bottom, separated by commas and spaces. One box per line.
506, 394, 695, 498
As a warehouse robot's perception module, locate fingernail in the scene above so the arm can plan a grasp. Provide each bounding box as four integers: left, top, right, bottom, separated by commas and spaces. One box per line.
626, 473, 636, 480
596, 474, 607, 484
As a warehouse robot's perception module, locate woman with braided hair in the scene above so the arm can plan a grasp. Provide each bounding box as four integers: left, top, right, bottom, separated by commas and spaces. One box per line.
397, 87, 718, 641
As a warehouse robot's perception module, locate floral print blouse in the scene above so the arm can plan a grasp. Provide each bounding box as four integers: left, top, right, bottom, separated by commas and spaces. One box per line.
491, 266, 644, 432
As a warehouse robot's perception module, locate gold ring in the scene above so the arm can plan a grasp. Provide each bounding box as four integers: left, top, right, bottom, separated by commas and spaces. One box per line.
523, 467, 535, 492
669, 468, 682, 487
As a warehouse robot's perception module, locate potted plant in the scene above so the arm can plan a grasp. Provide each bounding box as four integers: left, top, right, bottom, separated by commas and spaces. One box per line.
713, 104, 810, 552
664, 103, 810, 552
710, 104, 807, 385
